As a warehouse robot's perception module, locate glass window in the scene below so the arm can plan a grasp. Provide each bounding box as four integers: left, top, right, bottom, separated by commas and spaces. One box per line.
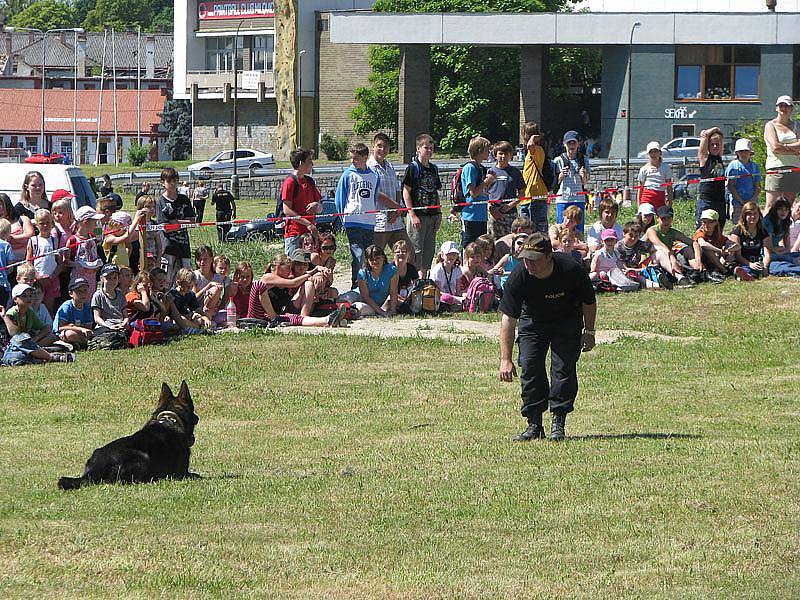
734, 66, 759, 99
676, 66, 701, 99
252, 35, 274, 71
704, 65, 731, 99
685, 138, 700, 148
206, 37, 243, 72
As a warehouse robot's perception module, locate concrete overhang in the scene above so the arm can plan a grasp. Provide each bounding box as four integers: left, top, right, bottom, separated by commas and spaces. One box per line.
329, 11, 800, 45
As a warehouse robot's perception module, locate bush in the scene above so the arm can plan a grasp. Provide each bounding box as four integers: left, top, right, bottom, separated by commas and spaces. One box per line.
127, 142, 151, 167
319, 133, 349, 161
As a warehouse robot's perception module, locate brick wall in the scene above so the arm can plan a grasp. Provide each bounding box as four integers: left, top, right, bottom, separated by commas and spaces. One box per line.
316, 12, 373, 155
192, 99, 280, 160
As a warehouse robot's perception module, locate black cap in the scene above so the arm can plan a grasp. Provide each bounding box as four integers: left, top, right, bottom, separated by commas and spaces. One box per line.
100, 263, 120, 277
518, 232, 552, 260
68, 277, 90, 291
656, 205, 674, 218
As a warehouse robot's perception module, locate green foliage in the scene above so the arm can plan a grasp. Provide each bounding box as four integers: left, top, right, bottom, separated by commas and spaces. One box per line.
126, 141, 151, 166
0, 0, 34, 20
82, 0, 150, 31
8, 0, 76, 31
319, 133, 349, 161
547, 47, 602, 103
159, 99, 192, 161
735, 119, 768, 173
352, 0, 571, 154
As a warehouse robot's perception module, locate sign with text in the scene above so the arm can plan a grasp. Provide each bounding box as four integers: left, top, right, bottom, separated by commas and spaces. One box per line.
198, 1, 275, 20
241, 70, 261, 90
664, 107, 698, 120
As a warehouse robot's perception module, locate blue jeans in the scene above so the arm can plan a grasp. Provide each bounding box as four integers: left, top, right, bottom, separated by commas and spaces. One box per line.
345, 227, 374, 288
284, 235, 301, 256
769, 253, 800, 277
519, 200, 549, 234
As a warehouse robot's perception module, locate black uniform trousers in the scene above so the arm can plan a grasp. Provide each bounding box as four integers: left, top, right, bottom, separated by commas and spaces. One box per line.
518, 321, 582, 418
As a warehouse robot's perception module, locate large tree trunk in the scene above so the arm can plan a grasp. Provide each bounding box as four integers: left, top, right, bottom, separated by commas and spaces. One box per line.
275, 0, 297, 160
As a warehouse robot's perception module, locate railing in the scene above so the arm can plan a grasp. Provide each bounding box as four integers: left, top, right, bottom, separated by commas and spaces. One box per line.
186, 70, 274, 93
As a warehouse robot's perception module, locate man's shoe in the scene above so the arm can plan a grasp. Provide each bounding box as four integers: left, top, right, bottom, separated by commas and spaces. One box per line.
513, 422, 546, 442
550, 413, 566, 441
734, 266, 755, 281
706, 270, 725, 284
656, 272, 673, 290
676, 275, 695, 288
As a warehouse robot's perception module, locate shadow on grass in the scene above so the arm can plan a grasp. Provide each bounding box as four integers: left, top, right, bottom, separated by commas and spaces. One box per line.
569, 432, 701, 441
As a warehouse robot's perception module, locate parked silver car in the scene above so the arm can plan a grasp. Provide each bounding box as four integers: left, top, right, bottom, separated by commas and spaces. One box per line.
188, 149, 275, 179
638, 137, 735, 159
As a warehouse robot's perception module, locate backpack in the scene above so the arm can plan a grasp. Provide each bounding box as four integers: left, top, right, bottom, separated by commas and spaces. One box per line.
606, 267, 641, 292
275, 174, 316, 231
451, 161, 482, 213
463, 276, 496, 313
530, 151, 555, 195
553, 152, 587, 194
87, 328, 128, 351
129, 319, 164, 347
404, 278, 440, 315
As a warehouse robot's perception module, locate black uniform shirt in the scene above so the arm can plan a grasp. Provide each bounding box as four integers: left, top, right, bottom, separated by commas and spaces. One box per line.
499, 253, 596, 330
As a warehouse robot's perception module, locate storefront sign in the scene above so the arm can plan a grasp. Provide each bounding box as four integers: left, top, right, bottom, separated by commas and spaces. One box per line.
241, 70, 261, 90
198, 1, 275, 20
664, 107, 698, 120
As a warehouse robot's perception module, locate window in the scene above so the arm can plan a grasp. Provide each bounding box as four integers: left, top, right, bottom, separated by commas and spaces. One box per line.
675, 45, 760, 101
206, 37, 244, 72
252, 35, 274, 71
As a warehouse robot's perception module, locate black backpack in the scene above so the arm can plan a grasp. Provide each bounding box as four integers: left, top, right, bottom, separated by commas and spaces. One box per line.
530, 150, 555, 194
552, 152, 586, 193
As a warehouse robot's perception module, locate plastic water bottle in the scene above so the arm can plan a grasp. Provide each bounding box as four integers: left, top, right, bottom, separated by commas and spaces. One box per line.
225, 298, 238, 328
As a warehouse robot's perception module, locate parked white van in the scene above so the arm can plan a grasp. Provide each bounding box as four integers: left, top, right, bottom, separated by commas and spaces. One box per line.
0, 164, 96, 211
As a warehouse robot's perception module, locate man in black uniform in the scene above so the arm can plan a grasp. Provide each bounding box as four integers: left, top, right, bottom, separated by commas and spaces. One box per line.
499, 232, 597, 441
211, 182, 237, 243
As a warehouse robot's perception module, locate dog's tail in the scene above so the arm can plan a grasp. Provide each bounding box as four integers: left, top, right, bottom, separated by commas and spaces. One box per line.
57, 476, 87, 491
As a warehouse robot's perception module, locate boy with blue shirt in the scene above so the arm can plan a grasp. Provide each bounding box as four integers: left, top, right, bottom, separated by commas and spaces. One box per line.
0, 218, 16, 308
53, 277, 94, 349
725, 138, 762, 225
335, 142, 399, 288
461, 136, 496, 249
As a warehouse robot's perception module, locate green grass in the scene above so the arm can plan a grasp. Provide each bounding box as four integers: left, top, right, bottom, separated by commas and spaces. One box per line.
1, 272, 799, 597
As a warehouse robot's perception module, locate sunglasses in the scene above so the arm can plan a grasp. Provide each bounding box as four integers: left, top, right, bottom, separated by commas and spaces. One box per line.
320, 245, 336, 251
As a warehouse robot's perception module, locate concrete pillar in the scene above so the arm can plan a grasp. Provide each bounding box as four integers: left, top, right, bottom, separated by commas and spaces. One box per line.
398, 45, 430, 162
145, 35, 156, 79
519, 45, 543, 144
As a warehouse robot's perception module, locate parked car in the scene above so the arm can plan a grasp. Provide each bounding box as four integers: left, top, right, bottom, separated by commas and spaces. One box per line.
672, 172, 701, 200
25, 153, 66, 164
188, 149, 275, 179
226, 200, 342, 243
0, 163, 96, 211
637, 137, 735, 159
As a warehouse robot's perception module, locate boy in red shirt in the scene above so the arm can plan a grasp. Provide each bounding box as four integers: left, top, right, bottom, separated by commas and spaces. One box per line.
282, 147, 322, 255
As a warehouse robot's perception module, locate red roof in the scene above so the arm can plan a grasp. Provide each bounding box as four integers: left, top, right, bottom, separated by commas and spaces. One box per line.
0, 88, 167, 135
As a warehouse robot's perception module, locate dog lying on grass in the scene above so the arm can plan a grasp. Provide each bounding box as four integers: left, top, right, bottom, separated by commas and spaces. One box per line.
58, 381, 200, 490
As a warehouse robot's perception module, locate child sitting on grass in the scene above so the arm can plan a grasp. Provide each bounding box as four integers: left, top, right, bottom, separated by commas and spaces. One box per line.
0, 218, 15, 308
590, 228, 625, 284
459, 241, 489, 289
489, 232, 528, 291
2, 283, 73, 365
169, 268, 212, 330
430, 241, 465, 310
228, 261, 254, 320
91, 264, 128, 331
53, 277, 94, 349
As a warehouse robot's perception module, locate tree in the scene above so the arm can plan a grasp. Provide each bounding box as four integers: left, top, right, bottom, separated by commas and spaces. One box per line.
352, 0, 582, 154
8, 0, 77, 31
82, 0, 152, 32
159, 99, 192, 160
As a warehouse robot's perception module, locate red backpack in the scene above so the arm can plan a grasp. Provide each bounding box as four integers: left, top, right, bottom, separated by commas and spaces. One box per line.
451, 160, 482, 213
129, 319, 164, 347
463, 276, 496, 313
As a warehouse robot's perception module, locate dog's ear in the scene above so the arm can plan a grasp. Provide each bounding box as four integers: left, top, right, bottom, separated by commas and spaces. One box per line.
158, 382, 174, 410
177, 380, 194, 411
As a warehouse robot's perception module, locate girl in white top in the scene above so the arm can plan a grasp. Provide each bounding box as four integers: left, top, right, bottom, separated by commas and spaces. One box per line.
589, 228, 624, 283
636, 141, 672, 210
764, 95, 800, 211
429, 240, 464, 309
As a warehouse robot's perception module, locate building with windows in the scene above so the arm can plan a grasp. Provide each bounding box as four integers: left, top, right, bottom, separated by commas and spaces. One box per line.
328, 9, 800, 159
173, 0, 374, 161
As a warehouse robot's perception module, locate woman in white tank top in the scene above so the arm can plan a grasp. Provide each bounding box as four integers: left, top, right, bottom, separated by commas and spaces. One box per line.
764, 95, 800, 211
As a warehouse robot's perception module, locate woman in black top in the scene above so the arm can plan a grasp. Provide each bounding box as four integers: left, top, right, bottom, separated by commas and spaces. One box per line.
696, 127, 727, 230
729, 201, 772, 279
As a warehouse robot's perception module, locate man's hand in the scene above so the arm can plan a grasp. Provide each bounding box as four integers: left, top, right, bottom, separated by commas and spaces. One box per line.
499, 358, 517, 382
582, 332, 596, 352
410, 212, 421, 230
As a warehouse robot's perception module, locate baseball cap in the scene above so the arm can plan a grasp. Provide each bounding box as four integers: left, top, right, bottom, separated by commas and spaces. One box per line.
776, 95, 794, 107
637, 202, 656, 216
646, 141, 661, 153
74, 205, 101, 222
734, 138, 754, 153
439, 240, 460, 256
600, 228, 619, 241
100, 263, 120, 277
656, 205, 674, 218
700, 209, 719, 221
68, 277, 90, 291
290, 249, 310, 263
110, 211, 132, 228
51, 189, 76, 203
11, 283, 34, 299
562, 130, 579, 144
518, 232, 552, 260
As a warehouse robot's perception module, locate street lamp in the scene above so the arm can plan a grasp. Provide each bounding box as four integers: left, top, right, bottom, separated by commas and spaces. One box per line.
297, 49, 306, 149
7, 26, 84, 155
625, 21, 641, 196
231, 19, 246, 199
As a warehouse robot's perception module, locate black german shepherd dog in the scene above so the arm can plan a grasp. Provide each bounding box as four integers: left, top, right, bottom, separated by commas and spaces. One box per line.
58, 381, 200, 490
